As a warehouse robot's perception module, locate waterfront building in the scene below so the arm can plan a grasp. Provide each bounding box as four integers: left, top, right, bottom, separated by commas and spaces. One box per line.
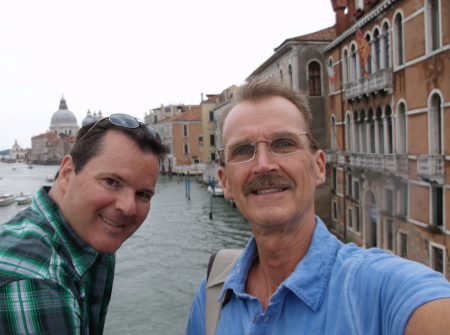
145, 104, 200, 125
324, 0, 450, 278
211, 85, 238, 153
245, 26, 336, 225
30, 132, 58, 163
9, 140, 30, 162
152, 106, 203, 172
200, 94, 223, 162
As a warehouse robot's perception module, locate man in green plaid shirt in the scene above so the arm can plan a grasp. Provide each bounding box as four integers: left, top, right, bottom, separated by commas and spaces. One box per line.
0, 114, 168, 334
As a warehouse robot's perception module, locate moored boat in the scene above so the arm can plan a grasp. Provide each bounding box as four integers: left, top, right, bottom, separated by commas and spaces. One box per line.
15, 193, 34, 205
47, 175, 55, 182
0, 194, 15, 207
207, 185, 224, 197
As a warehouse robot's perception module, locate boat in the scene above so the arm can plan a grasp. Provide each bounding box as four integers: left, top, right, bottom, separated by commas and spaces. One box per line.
15, 193, 34, 205
28, 165, 33, 169
47, 175, 55, 182
207, 185, 224, 197
0, 194, 15, 207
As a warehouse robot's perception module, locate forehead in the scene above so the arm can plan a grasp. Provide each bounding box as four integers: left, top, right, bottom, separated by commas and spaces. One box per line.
223, 96, 306, 144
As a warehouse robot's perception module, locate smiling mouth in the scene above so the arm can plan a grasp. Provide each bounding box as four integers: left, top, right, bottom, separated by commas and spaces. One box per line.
100, 215, 125, 228
253, 188, 286, 195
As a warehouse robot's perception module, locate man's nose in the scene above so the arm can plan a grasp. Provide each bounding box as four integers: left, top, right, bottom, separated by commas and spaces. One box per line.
253, 142, 277, 172
116, 190, 137, 216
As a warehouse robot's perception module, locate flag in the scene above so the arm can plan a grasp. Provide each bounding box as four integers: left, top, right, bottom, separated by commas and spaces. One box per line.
356, 27, 371, 78
318, 49, 338, 84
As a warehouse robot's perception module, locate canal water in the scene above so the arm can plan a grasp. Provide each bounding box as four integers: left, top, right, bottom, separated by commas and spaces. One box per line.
0, 162, 252, 334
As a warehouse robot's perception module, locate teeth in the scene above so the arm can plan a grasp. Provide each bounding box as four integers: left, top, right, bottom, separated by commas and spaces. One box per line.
255, 188, 283, 194
100, 215, 124, 227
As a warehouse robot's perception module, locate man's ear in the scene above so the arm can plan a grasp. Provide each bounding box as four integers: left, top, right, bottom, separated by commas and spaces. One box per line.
57, 155, 75, 193
314, 150, 326, 186
218, 166, 233, 200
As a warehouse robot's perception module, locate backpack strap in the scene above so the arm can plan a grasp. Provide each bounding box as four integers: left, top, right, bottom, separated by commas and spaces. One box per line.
205, 249, 242, 335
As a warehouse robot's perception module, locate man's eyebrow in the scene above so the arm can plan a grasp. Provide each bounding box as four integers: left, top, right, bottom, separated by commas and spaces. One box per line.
104, 173, 155, 195
227, 138, 253, 149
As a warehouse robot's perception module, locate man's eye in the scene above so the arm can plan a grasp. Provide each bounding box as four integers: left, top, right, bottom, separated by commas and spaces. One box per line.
105, 178, 118, 186
233, 145, 254, 156
137, 192, 151, 200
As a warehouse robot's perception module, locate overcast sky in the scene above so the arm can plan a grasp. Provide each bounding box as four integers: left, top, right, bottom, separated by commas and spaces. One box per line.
0, 0, 335, 151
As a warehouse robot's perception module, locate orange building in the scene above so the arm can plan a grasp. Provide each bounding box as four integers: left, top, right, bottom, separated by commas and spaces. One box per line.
153, 106, 203, 172
323, 0, 450, 278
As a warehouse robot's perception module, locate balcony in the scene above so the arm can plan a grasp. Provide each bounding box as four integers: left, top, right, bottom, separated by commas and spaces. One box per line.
417, 155, 444, 179
344, 68, 393, 100
385, 154, 408, 173
324, 150, 337, 164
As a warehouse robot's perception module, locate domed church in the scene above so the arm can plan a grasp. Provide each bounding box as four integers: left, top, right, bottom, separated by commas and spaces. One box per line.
49, 96, 79, 136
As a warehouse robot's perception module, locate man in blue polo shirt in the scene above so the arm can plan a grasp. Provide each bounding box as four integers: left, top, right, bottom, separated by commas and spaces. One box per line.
186, 78, 450, 335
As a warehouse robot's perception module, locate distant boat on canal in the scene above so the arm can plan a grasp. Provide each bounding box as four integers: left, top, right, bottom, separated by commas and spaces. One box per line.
0, 194, 15, 207
15, 193, 34, 205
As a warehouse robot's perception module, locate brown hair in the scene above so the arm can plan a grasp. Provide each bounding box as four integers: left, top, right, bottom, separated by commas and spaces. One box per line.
219, 77, 319, 153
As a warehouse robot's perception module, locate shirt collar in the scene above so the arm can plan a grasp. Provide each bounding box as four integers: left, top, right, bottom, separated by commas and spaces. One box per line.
222, 217, 339, 311
31, 186, 101, 276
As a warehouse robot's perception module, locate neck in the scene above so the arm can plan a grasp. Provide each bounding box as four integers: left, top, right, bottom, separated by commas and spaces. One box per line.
245, 215, 316, 310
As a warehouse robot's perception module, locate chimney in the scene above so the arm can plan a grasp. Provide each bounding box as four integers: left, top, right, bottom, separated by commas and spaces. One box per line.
201, 93, 204, 102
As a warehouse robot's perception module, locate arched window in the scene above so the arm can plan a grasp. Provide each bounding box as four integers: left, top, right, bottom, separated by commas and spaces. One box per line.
397, 102, 407, 153
374, 29, 381, 71
366, 34, 372, 75
385, 106, 393, 154
288, 64, 293, 88
343, 49, 349, 84
329, 58, 334, 93
368, 109, 375, 153
354, 111, 360, 152
382, 22, 390, 69
346, 113, 352, 151
331, 115, 337, 150
308, 61, 321, 96
394, 14, 404, 66
429, 93, 443, 154
361, 110, 367, 153
350, 44, 357, 81
280, 69, 283, 81
376, 108, 384, 154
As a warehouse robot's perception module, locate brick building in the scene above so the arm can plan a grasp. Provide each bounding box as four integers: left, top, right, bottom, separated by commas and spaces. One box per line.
323, 0, 449, 278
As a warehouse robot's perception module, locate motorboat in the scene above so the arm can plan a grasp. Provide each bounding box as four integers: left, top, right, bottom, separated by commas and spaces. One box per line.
207, 185, 224, 197
46, 175, 55, 182
15, 193, 34, 205
28, 165, 33, 169
0, 194, 15, 207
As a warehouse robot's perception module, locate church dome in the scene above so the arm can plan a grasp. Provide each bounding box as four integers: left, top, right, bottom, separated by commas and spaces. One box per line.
82, 110, 96, 126
51, 97, 77, 125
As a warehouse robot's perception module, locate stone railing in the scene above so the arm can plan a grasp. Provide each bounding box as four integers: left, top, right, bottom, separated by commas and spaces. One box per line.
417, 155, 444, 176
344, 68, 393, 100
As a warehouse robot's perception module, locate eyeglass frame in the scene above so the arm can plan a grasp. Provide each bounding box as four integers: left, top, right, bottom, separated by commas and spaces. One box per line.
77, 113, 161, 143
218, 132, 317, 166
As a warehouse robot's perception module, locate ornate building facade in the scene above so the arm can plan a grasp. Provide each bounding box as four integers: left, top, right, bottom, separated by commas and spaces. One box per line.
324, 0, 449, 278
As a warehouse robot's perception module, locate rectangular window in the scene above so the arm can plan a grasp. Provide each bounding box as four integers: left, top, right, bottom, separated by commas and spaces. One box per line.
354, 205, 361, 232
354, 180, 360, 201
431, 245, 444, 273
332, 201, 338, 220
183, 142, 189, 154
399, 182, 408, 216
384, 219, 394, 251
165, 107, 171, 113
348, 208, 353, 229
198, 135, 203, 146
398, 232, 407, 258
153, 115, 158, 123
432, 186, 443, 226
431, 0, 441, 50
210, 134, 215, 147
183, 124, 188, 137
348, 173, 353, 197
209, 110, 214, 122
385, 189, 393, 213
332, 168, 337, 191
210, 152, 216, 161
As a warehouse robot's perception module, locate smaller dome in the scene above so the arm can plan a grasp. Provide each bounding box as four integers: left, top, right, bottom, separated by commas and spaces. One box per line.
82, 110, 96, 127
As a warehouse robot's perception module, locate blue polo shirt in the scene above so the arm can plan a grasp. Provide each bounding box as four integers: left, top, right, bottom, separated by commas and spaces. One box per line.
186, 218, 450, 335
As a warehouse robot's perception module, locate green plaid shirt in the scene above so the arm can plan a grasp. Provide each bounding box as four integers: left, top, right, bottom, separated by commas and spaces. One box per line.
0, 187, 115, 335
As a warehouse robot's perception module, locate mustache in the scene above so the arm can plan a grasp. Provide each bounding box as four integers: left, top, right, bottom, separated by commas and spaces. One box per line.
243, 175, 295, 195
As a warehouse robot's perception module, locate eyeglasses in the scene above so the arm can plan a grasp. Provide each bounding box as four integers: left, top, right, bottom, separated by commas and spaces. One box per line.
218, 132, 310, 165
78, 113, 161, 142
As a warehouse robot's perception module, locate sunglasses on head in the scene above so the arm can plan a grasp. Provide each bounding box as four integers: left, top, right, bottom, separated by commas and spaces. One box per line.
78, 113, 161, 142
